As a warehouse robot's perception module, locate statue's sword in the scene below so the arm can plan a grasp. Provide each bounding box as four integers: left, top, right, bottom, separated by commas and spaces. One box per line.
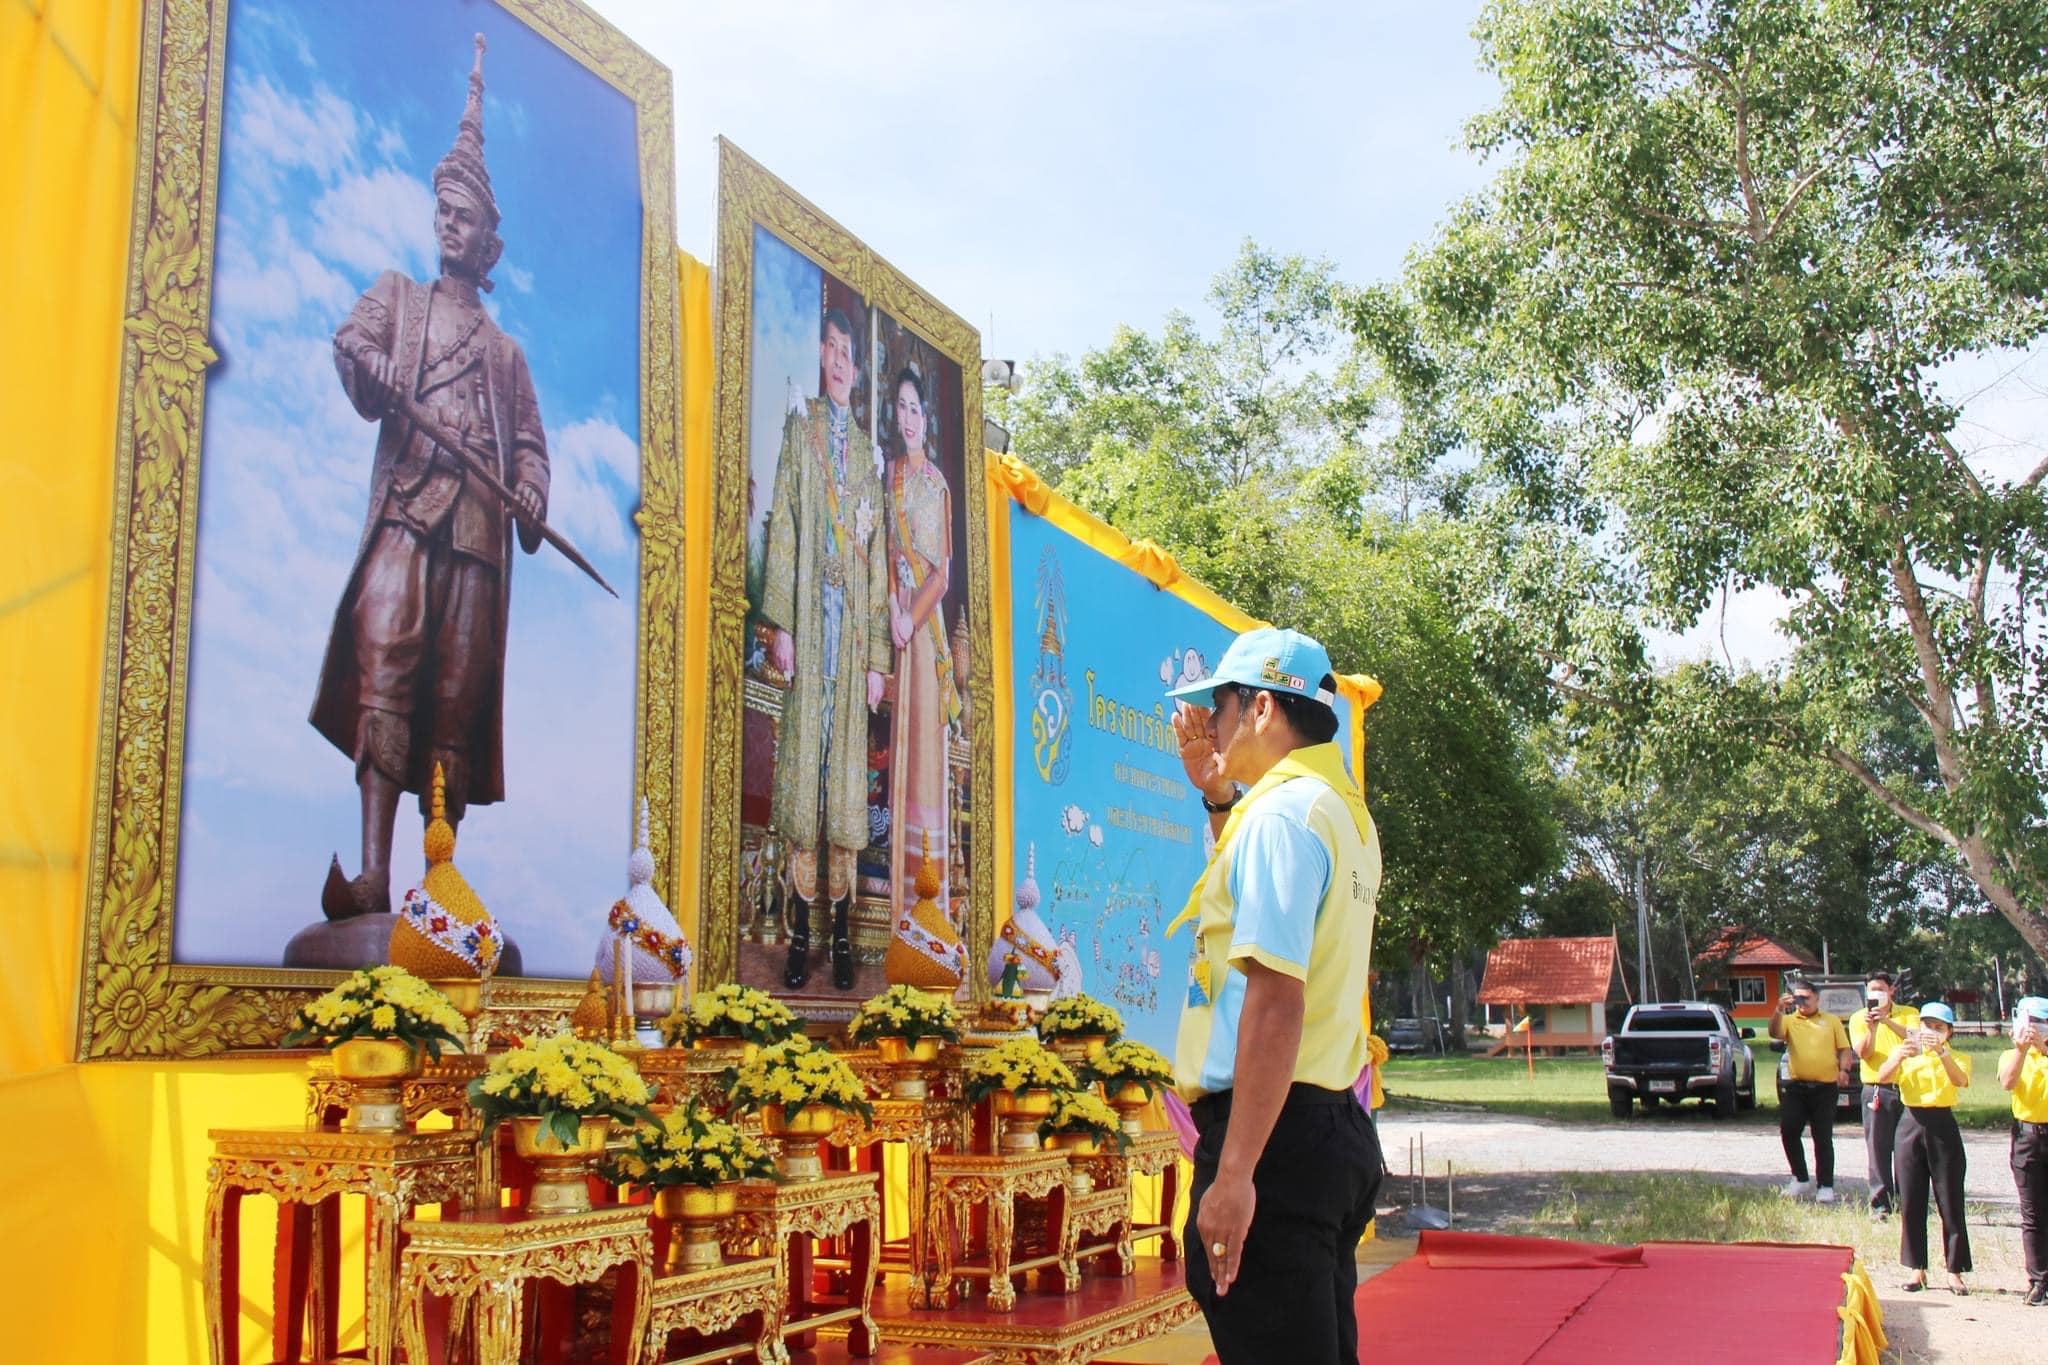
397, 393, 620, 599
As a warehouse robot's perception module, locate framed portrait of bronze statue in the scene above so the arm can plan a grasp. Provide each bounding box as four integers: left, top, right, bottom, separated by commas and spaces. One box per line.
705, 141, 992, 1016
76, 0, 681, 1059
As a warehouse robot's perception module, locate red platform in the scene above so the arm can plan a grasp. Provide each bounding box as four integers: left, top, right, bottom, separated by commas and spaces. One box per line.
872, 1257, 1196, 1364
1248, 1231, 1874, 1365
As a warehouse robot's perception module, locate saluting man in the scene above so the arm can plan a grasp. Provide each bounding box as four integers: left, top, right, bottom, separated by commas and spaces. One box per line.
1166, 627, 1382, 1364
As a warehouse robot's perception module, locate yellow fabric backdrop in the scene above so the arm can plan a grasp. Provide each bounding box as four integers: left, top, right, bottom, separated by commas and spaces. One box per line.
0, 7, 712, 1356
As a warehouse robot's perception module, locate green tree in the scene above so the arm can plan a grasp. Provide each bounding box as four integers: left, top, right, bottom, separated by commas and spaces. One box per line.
1000, 244, 1559, 1021
1352, 0, 2048, 961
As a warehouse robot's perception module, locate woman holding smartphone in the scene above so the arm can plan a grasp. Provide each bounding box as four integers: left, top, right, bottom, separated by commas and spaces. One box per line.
1877, 1000, 1973, 1294
2001, 996, 2048, 1306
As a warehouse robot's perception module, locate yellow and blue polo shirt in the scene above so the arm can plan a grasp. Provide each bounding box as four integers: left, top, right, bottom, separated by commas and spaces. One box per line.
1172, 771, 1380, 1101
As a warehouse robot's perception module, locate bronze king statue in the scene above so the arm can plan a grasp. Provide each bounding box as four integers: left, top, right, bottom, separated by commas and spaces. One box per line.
297, 34, 568, 962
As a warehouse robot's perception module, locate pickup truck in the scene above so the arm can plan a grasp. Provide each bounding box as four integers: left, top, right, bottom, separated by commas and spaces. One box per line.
1602, 1002, 1757, 1118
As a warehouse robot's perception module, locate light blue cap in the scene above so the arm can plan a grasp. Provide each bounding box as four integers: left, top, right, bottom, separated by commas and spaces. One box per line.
1165, 627, 1337, 706
2018, 996, 2048, 1022
1918, 1001, 1955, 1027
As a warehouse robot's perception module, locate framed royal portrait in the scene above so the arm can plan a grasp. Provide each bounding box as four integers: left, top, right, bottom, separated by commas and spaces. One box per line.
77, 0, 682, 1059
704, 141, 992, 1016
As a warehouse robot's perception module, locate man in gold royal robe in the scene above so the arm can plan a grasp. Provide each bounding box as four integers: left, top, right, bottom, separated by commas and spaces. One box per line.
310, 36, 549, 921
761, 306, 891, 989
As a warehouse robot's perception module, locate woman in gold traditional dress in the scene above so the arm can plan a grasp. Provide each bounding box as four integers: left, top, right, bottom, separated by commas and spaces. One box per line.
883, 366, 966, 988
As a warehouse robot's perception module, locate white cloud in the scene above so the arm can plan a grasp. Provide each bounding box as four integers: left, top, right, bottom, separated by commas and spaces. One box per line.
311, 167, 437, 280
501, 262, 534, 294
228, 75, 362, 190
545, 414, 639, 555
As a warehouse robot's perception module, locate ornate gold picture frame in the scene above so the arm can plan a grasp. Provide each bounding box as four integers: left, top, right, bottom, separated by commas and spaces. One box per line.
77, 0, 681, 1059
703, 140, 992, 1013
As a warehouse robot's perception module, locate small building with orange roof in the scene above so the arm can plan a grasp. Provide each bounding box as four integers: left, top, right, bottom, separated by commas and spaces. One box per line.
1693, 928, 1821, 1025
1477, 935, 1627, 1055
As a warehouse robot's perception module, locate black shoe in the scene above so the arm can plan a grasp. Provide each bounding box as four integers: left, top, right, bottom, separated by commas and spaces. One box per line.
783, 924, 811, 990
830, 900, 854, 989
2027, 1280, 2047, 1307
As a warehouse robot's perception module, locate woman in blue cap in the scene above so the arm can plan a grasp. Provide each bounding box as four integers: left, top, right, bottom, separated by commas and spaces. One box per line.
1876, 1000, 1972, 1293
2000, 995, 2048, 1305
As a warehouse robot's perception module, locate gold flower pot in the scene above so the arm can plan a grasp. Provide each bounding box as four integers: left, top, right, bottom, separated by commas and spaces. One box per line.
760, 1103, 837, 1182
875, 1035, 942, 1064
1044, 1132, 1101, 1155
1050, 1033, 1109, 1065
690, 1036, 757, 1063
429, 977, 484, 1019
992, 1087, 1058, 1151
654, 1183, 736, 1274
511, 1115, 612, 1214
877, 1035, 942, 1097
332, 1037, 423, 1133
1106, 1081, 1154, 1135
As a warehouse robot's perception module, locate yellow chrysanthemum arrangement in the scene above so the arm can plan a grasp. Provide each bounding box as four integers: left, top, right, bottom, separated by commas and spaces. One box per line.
664, 982, 805, 1047
1037, 1087, 1129, 1150
1036, 993, 1124, 1042
466, 1033, 656, 1144
282, 965, 468, 1059
1075, 1039, 1174, 1099
609, 1100, 775, 1189
725, 1036, 874, 1126
960, 1036, 1076, 1104
846, 985, 960, 1048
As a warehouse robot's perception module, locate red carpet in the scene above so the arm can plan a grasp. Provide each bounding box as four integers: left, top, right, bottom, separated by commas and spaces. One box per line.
1201, 1231, 1861, 1364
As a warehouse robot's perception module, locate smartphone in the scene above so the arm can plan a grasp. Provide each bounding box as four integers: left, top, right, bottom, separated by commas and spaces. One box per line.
1866, 996, 1884, 1012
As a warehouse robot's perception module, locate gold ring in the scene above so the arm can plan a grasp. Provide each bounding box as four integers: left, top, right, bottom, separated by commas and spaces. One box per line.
1211, 1241, 1227, 1257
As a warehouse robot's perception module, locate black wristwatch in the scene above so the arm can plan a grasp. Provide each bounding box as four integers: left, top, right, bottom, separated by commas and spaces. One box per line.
1202, 788, 1240, 814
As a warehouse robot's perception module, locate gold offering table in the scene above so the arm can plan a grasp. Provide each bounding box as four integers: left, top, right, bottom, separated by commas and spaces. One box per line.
723, 1170, 882, 1357
398, 1205, 653, 1365
926, 1150, 1071, 1311
832, 1093, 970, 1309
204, 1125, 477, 1365
1073, 1131, 1184, 1272
303, 1051, 498, 1204
643, 1255, 782, 1365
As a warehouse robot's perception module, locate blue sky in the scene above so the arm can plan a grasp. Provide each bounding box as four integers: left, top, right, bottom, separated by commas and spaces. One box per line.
175, 0, 645, 975
606, 0, 2047, 671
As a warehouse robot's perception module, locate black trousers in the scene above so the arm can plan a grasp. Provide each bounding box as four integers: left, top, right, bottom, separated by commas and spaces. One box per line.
1185, 1084, 1381, 1365
1863, 1084, 1904, 1211
1897, 1105, 1971, 1273
2015, 1120, 2048, 1286
1780, 1081, 1836, 1186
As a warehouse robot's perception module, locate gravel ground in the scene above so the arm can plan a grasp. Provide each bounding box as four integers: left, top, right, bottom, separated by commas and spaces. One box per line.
1373, 1101, 2018, 1205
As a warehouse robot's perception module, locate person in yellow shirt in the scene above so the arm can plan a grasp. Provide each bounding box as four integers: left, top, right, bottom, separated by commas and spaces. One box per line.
1768, 979, 1853, 1201
1999, 996, 2048, 1306
1849, 971, 1918, 1217
1166, 627, 1380, 1364
1877, 1001, 1972, 1294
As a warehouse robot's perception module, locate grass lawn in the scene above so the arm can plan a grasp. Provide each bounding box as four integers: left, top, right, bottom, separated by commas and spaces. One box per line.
1502, 1171, 2022, 1283
1383, 1035, 2017, 1130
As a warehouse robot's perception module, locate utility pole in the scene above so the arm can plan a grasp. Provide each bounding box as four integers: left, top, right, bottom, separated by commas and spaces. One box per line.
1635, 853, 1653, 1004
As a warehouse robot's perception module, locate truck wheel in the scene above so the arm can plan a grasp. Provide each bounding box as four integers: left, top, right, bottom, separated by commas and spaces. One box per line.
1608, 1087, 1632, 1118
1713, 1076, 1736, 1119
1737, 1080, 1756, 1112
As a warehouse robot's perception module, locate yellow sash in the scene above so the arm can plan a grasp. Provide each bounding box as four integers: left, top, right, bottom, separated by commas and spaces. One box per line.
1164, 742, 1370, 942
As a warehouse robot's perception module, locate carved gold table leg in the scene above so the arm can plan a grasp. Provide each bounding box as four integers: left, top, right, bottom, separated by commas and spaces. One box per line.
931, 1191, 959, 1309
986, 1191, 1017, 1311
364, 1193, 401, 1365
849, 1209, 880, 1355
470, 1287, 525, 1365
202, 1173, 237, 1365
905, 1144, 930, 1309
